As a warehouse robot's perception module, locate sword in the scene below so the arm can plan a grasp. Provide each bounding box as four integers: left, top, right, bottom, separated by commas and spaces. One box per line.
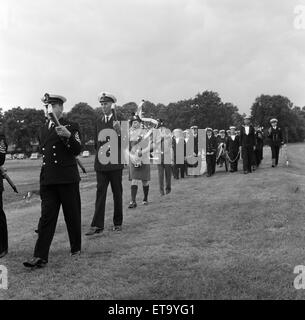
0, 167, 18, 193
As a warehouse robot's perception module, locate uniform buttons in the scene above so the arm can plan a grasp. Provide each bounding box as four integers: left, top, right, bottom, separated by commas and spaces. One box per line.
53, 153, 56, 156
53, 146, 56, 149
43, 162, 46, 166
54, 160, 58, 164
42, 148, 45, 151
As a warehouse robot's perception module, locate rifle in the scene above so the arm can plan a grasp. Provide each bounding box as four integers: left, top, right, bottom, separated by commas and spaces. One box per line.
0, 167, 18, 193
47, 107, 87, 174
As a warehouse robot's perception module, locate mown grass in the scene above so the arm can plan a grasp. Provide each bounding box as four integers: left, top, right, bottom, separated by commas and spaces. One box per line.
0, 144, 305, 300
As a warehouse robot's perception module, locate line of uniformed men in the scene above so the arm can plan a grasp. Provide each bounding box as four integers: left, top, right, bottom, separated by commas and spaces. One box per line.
0, 93, 285, 269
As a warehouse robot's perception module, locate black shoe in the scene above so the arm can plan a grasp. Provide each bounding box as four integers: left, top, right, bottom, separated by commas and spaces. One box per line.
23, 257, 47, 269
0, 250, 8, 259
128, 201, 137, 209
165, 189, 171, 195
230, 169, 234, 173
142, 200, 148, 205
71, 251, 81, 257
112, 226, 122, 232
244, 171, 248, 174
85, 227, 104, 236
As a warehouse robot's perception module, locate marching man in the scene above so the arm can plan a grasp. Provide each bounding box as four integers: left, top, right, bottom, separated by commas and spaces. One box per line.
216, 129, 227, 169
268, 118, 284, 167
254, 127, 264, 168
226, 126, 240, 172
239, 115, 256, 174
86, 92, 124, 235
24, 94, 82, 268
206, 128, 217, 177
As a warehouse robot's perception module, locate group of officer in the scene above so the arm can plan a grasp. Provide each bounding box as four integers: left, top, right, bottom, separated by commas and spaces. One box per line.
170, 115, 284, 179
0, 92, 285, 269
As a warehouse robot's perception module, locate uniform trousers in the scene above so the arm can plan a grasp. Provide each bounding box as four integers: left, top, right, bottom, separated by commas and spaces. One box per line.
242, 146, 254, 172
206, 154, 216, 176
34, 183, 81, 261
91, 170, 123, 229
157, 164, 172, 194
173, 164, 185, 179
271, 145, 280, 165
0, 192, 8, 253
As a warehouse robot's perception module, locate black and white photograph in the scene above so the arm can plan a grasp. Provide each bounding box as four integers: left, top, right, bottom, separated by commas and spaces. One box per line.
1, 0, 305, 307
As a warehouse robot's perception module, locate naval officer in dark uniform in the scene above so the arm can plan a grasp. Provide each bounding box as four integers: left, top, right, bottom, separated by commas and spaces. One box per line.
268, 118, 284, 167
85, 92, 124, 236
24, 94, 82, 268
206, 128, 217, 177
0, 132, 8, 258
239, 115, 256, 174
226, 126, 240, 172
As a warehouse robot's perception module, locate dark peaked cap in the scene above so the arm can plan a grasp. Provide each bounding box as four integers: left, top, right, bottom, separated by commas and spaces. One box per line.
41, 93, 67, 104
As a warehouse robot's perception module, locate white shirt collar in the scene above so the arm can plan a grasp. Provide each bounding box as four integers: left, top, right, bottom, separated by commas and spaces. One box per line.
104, 114, 113, 122
48, 120, 55, 129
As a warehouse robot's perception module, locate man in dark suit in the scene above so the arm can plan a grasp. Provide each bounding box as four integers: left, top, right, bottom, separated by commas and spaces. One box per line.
254, 127, 264, 168
85, 92, 124, 236
216, 129, 227, 170
226, 126, 240, 172
24, 94, 82, 269
0, 132, 8, 258
206, 128, 217, 177
172, 129, 185, 179
239, 115, 256, 174
268, 118, 284, 167
155, 120, 172, 196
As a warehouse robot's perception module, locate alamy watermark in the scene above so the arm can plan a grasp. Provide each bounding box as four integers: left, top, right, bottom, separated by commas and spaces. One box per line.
96, 124, 206, 167
0, 265, 8, 290
293, 265, 305, 289
294, 5, 305, 29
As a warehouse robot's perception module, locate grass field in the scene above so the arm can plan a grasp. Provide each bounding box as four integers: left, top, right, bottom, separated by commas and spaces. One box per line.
1, 144, 305, 300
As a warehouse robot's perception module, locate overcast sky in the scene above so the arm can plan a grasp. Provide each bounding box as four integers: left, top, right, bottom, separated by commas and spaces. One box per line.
1, 0, 305, 113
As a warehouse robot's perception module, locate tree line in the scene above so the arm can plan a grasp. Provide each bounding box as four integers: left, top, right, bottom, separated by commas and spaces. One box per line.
1, 91, 305, 153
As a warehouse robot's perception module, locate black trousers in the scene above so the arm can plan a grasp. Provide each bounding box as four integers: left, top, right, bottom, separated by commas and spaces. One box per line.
271, 145, 280, 165
206, 155, 216, 176
91, 169, 123, 229
173, 164, 185, 179
230, 160, 238, 172
254, 148, 263, 167
157, 164, 172, 194
0, 192, 8, 253
242, 146, 254, 172
34, 183, 81, 261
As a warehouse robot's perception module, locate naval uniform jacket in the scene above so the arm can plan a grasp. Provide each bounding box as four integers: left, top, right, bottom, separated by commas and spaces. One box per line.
94, 115, 124, 172
39, 118, 82, 186
239, 125, 256, 147
206, 135, 217, 154
226, 135, 240, 157
268, 126, 283, 147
